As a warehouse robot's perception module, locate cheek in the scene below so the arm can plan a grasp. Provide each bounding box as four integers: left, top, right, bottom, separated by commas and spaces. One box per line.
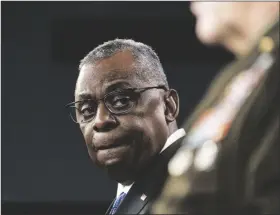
140, 106, 168, 151
80, 124, 98, 161
80, 124, 91, 145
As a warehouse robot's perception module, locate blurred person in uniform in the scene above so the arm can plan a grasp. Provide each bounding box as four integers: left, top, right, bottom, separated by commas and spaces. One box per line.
152, 2, 279, 215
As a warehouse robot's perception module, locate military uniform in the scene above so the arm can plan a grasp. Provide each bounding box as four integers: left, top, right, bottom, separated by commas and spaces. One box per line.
152, 20, 279, 215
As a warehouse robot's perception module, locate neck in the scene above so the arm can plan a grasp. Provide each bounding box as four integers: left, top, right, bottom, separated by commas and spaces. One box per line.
168, 121, 178, 136
224, 2, 279, 57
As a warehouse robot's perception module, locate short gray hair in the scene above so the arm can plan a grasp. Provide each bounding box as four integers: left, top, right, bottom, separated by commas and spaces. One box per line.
79, 39, 169, 88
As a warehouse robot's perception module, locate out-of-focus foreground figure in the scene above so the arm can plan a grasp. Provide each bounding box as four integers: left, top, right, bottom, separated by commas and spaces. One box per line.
152, 2, 279, 215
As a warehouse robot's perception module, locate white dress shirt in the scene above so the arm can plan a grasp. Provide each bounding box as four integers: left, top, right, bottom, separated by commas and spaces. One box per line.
116, 128, 186, 198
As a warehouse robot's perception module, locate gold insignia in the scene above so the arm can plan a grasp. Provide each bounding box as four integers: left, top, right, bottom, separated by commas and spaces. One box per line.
259, 36, 274, 53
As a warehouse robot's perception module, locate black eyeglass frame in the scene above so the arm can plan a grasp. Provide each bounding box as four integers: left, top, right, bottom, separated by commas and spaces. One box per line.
65, 85, 167, 124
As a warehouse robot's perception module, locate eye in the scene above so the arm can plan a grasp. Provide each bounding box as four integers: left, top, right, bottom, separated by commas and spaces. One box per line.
111, 95, 131, 109
80, 105, 96, 120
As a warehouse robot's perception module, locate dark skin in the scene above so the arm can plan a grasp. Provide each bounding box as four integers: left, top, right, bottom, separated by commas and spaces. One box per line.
75, 50, 180, 184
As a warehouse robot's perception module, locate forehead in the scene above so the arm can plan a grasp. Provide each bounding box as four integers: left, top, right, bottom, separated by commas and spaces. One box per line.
75, 50, 140, 99
192, 2, 245, 13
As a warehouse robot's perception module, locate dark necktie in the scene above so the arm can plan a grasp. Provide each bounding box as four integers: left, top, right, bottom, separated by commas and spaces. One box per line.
109, 192, 126, 215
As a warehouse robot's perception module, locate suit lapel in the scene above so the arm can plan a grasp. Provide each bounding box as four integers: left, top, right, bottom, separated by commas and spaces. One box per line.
114, 137, 184, 214
105, 196, 116, 215
114, 184, 149, 214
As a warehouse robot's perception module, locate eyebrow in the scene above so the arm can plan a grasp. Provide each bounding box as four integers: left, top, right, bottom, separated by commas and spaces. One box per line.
76, 81, 133, 100
105, 81, 132, 93
76, 92, 93, 100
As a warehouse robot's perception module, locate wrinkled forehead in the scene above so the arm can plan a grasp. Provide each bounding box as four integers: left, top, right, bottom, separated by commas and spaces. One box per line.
75, 51, 141, 100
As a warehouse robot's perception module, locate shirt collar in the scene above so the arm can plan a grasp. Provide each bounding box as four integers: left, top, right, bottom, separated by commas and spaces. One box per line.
160, 128, 186, 153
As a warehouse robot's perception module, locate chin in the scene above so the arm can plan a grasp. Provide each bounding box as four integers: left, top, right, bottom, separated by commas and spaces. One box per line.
195, 17, 224, 45
105, 162, 136, 183
196, 26, 220, 45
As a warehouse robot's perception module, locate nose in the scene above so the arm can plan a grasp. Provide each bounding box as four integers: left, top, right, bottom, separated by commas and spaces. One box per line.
93, 103, 118, 132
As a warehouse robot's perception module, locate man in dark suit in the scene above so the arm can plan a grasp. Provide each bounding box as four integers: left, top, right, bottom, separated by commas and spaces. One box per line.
66, 39, 186, 214
152, 2, 279, 215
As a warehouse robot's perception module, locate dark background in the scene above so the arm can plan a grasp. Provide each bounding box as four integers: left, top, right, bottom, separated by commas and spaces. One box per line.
1, 1, 233, 214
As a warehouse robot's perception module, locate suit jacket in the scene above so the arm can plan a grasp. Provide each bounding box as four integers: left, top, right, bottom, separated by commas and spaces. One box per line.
152, 21, 279, 215
105, 136, 184, 215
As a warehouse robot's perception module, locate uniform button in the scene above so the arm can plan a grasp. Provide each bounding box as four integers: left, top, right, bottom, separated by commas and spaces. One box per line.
194, 140, 219, 171
168, 148, 194, 176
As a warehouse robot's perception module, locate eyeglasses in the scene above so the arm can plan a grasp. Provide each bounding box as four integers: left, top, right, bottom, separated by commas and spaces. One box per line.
65, 85, 167, 124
